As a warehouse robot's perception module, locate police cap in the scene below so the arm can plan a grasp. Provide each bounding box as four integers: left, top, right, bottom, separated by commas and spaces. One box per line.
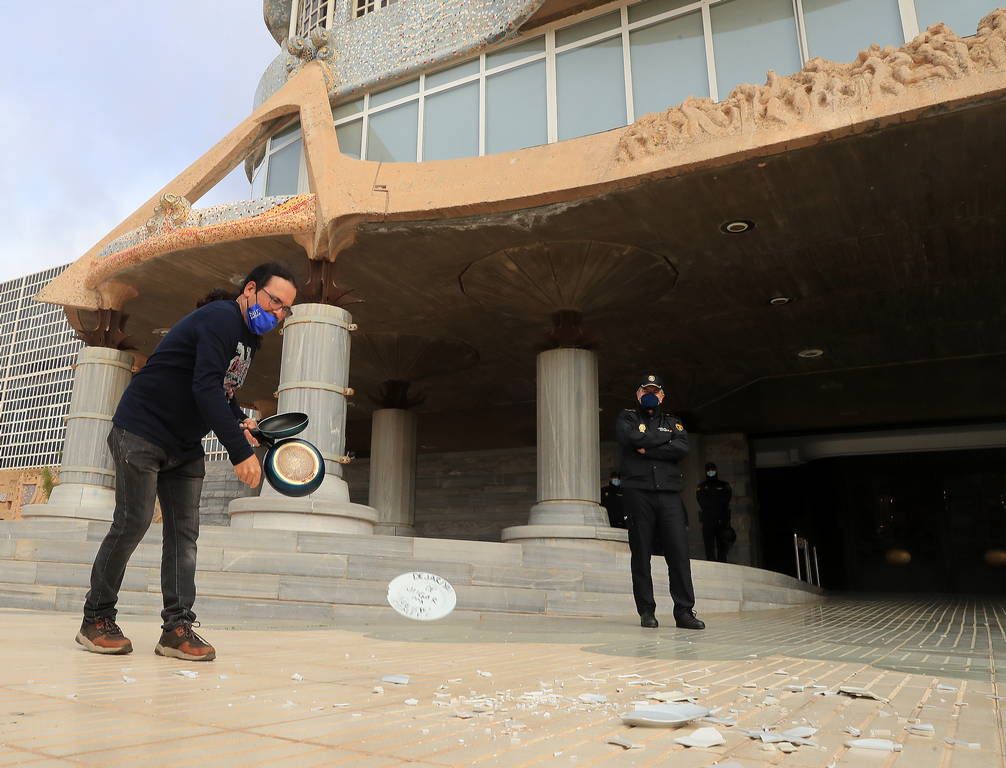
637, 374, 664, 390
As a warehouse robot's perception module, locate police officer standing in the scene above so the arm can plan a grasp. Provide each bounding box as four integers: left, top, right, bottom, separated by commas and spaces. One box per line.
616, 375, 705, 630
697, 462, 733, 562
601, 471, 626, 529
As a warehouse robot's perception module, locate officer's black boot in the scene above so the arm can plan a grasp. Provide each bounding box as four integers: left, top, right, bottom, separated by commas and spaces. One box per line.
640, 612, 658, 629
674, 609, 705, 630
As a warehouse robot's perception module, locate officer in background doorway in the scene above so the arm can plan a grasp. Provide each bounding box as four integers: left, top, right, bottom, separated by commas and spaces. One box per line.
697, 462, 734, 562
616, 374, 705, 630
601, 471, 626, 528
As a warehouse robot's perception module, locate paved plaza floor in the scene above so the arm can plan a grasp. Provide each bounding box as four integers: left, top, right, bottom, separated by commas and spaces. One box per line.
0, 597, 1002, 766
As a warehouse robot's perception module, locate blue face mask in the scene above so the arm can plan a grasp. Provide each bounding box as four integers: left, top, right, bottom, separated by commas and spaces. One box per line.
640, 392, 660, 409
611, 478, 621, 487
246, 303, 279, 335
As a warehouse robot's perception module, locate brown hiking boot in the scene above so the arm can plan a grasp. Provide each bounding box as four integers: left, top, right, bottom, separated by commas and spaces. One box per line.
76, 617, 133, 655
155, 622, 216, 662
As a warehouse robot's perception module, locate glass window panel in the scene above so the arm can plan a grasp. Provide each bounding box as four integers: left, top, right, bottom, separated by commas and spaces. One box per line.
334, 98, 364, 120
915, 0, 990, 38
336, 119, 363, 159
272, 121, 301, 147
265, 138, 302, 196
486, 60, 547, 153
710, 0, 801, 98
370, 78, 419, 108
486, 36, 545, 70
628, 0, 697, 25
803, 0, 903, 62
557, 36, 626, 141
366, 101, 419, 161
630, 10, 707, 116
427, 59, 481, 90
556, 11, 621, 48
423, 81, 479, 161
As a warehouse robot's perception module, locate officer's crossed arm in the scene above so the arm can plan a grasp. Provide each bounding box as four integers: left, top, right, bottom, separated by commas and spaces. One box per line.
641, 428, 689, 462
615, 412, 688, 458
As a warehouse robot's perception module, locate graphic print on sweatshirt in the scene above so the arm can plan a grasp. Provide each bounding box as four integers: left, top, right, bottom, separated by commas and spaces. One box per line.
223, 342, 253, 400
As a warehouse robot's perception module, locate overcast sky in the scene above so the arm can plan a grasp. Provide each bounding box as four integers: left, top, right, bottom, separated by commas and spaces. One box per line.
0, 1, 280, 284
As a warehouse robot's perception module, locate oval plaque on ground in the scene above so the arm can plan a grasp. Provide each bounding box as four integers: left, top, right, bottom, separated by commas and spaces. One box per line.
387, 572, 457, 621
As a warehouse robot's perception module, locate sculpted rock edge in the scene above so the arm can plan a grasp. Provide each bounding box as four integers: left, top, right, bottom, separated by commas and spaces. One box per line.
617, 11, 1006, 162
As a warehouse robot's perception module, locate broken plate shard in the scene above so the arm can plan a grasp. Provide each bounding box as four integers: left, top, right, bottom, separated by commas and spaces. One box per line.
944, 737, 981, 749
382, 674, 410, 685
173, 670, 199, 679
674, 726, 726, 748
905, 722, 935, 736
781, 726, 817, 740
621, 702, 711, 727
837, 685, 889, 703
845, 738, 903, 752
607, 736, 643, 750
578, 693, 607, 704
648, 690, 695, 702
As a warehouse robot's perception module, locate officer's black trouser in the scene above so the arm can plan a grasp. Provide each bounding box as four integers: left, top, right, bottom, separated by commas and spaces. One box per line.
624, 488, 696, 617
702, 521, 724, 562
702, 519, 734, 563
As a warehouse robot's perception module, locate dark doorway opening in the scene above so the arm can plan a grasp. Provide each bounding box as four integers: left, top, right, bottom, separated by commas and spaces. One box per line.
755, 448, 1006, 594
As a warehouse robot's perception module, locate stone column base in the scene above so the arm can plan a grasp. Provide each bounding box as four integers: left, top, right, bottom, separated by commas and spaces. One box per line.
22, 484, 114, 522
528, 500, 608, 526
373, 523, 417, 537
228, 496, 378, 534
501, 524, 628, 552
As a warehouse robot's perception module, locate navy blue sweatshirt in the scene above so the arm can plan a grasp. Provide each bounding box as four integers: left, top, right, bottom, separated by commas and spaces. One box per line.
113, 300, 259, 465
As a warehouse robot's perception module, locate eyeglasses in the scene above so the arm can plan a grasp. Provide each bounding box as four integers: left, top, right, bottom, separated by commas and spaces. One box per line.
258, 288, 294, 318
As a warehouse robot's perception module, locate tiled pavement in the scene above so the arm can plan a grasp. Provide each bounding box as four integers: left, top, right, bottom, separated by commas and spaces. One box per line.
0, 597, 1002, 767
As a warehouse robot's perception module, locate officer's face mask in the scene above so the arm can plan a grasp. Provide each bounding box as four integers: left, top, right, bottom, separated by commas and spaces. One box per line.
639, 392, 660, 409
611, 478, 621, 487
706, 470, 717, 478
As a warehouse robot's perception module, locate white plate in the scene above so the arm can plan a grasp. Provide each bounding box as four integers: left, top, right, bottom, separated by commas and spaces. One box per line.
387, 571, 457, 621
620, 703, 710, 727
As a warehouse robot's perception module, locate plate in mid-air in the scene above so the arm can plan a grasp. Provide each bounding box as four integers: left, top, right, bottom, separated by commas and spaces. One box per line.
387, 572, 457, 621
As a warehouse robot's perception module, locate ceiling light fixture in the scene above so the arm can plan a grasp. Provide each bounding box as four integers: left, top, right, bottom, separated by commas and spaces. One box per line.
720, 219, 753, 234
769, 296, 791, 306
797, 348, 824, 359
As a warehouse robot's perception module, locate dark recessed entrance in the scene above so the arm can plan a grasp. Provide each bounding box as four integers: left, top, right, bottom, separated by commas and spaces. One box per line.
756, 447, 1006, 594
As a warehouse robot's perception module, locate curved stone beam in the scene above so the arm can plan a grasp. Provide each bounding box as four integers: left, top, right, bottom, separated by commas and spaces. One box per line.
36, 61, 340, 309
40, 12, 1006, 311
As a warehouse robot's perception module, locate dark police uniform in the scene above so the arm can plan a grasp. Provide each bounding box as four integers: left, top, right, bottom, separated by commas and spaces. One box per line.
616, 397, 697, 622
600, 481, 626, 529
697, 476, 733, 562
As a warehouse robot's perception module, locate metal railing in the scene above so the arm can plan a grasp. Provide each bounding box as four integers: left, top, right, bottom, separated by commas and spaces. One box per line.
793, 532, 821, 587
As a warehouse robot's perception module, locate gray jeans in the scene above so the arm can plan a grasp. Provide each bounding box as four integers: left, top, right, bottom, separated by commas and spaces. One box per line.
84, 427, 205, 629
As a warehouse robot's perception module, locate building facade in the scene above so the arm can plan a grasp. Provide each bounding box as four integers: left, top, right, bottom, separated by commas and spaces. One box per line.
17, 0, 1006, 592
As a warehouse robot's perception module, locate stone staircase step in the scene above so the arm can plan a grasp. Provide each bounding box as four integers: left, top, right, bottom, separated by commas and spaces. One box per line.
0, 520, 823, 621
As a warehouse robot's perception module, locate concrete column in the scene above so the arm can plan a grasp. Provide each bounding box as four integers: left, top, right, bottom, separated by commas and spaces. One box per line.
502, 348, 626, 550
23, 346, 133, 522
369, 408, 417, 536
228, 303, 377, 533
